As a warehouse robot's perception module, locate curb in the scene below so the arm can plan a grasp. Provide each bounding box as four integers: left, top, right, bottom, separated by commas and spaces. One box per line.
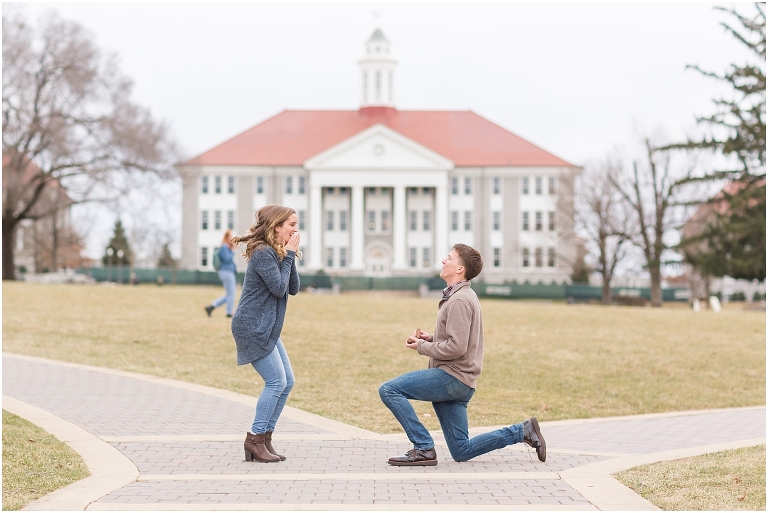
3, 396, 139, 511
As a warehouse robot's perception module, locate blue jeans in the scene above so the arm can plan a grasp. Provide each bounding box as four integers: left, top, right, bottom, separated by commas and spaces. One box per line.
379, 368, 524, 462
250, 339, 294, 434
212, 270, 236, 315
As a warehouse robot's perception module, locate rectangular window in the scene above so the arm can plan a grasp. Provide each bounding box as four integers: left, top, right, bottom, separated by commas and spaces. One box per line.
214, 210, 221, 230
298, 176, 306, 194
522, 212, 529, 231
256, 176, 264, 194
493, 211, 501, 231
409, 247, 417, 267
339, 210, 347, 231
493, 247, 501, 267
548, 212, 556, 232
201, 211, 209, 230
339, 187, 348, 195
286, 176, 293, 194
422, 248, 430, 267
422, 187, 430, 195
464, 177, 472, 195
298, 210, 306, 230
326, 210, 334, 231
535, 212, 542, 231
464, 211, 472, 231
227, 176, 235, 194
422, 211, 431, 231
201, 176, 209, 194
201, 247, 208, 267
369, 187, 377, 195
548, 247, 556, 267
215, 176, 222, 194
326, 248, 334, 268
493, 177, 500, 195
409, 211, 417, 231
227, 210, 234, 230
381, 210, 389, 231
535, 247, 543, 267
522, 177, 529, 195
451, 177, 459, 195
549, 176, 556, 195
522, 248, 530, 267
368, 210, 376, 231
327, 187, 335, 195
339, 247, 347, 268
535, 177, 542, 195
451, 211, 458, 231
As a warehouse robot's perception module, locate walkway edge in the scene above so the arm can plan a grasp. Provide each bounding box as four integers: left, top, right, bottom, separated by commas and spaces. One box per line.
3, 395, 139, 511
3, 352, 379, 439
561, 437, 767, 511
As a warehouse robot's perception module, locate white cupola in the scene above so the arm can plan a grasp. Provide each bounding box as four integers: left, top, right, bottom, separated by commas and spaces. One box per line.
359, 29, 397, 108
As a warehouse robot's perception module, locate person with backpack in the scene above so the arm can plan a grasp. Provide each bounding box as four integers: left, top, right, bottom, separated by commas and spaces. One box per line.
205, 229, 237, 318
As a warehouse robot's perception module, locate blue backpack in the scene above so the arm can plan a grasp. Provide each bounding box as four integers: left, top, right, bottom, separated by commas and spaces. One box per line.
212, 248, 222, 270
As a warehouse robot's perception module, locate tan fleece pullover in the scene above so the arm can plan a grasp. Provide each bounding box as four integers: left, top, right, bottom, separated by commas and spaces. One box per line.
416, 281, 484, 388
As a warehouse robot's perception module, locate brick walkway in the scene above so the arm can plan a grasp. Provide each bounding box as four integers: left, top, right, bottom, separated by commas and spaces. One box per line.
3, 353, 765, 511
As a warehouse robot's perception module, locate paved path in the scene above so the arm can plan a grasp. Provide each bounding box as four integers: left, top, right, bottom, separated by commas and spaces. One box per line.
3, 353, 765, 511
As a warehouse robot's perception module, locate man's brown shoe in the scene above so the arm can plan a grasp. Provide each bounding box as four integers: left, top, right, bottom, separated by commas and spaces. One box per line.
523, 417, 546, 462
387, 448, 437, 466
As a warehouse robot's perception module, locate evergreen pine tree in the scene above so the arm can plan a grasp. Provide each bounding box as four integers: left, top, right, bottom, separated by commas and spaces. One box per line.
678, 4, 766, 282
157, 243, 176, 268
102, 220, 133, 266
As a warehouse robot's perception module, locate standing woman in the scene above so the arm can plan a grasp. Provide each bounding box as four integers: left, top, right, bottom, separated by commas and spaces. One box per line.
230, 205, 300, 463
204, 229, 237, 318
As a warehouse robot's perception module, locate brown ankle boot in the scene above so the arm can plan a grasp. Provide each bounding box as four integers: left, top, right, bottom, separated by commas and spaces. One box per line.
264, 431, 286, 461
244, 432, 280, 463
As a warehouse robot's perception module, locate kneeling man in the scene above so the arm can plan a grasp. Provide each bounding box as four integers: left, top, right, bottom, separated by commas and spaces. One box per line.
379, 243, 546, 466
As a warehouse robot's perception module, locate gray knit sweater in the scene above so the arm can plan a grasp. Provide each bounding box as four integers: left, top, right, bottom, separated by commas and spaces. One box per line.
231, 246, 299, 365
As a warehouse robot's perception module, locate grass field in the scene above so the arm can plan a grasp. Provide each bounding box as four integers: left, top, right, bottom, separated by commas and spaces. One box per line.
2, 410, 89, 511
616, 445, 766, 510
2, 281, 765, 511
2, 282, 764, 433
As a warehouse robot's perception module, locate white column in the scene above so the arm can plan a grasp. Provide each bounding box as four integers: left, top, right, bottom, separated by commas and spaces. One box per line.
392, 185, 407, 270
434, 184, 448, 272
309, 184, 323, 269
350, 185, 365, 270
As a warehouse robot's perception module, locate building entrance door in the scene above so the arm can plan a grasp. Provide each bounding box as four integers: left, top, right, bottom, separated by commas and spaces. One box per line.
366, 247, 391, 276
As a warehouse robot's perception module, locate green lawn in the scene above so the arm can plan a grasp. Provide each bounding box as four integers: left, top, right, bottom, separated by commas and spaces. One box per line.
2, 281, 765, 511
616, 445, 766, 510
2, 410, 89, 511
2, 282, 763, 433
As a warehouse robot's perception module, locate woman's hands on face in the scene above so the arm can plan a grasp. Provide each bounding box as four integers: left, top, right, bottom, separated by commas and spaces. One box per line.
285, 232, 300, 252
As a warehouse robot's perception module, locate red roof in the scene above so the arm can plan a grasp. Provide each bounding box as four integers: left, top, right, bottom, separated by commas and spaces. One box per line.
183, 108, 575, 167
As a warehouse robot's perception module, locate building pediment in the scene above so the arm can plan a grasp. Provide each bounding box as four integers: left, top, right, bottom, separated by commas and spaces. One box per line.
304, 124, 454, 171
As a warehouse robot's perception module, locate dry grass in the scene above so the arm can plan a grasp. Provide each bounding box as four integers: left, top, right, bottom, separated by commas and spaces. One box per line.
616, 445, 766, 510
2, 410, 89, 511
2, 282, 765, 434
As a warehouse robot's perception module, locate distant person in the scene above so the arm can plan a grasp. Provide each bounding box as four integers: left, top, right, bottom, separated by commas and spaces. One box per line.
204, 229, 237, 318
379, 243, 546, 466
230, 205, 300, 463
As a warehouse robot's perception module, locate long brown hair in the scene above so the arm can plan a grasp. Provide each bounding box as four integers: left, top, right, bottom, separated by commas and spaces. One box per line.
231, 205, 297, 260
221, 229, 234, 249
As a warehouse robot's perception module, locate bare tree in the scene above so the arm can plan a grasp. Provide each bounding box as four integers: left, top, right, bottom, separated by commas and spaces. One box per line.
611, 138, 706, 307
2, 10, 177, 280
576, 156, 631, 304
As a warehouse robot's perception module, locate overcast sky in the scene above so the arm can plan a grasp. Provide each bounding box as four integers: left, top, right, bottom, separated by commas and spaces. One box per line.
9, 2, 754, 260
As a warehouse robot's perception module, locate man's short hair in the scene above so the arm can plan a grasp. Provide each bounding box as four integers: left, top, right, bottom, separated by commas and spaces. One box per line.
453, 243, 483, 281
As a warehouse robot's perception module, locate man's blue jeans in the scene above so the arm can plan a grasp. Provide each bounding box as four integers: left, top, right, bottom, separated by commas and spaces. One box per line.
379, 368, 524, 462
212, 270, 236, 315
250, 339, 294, 434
